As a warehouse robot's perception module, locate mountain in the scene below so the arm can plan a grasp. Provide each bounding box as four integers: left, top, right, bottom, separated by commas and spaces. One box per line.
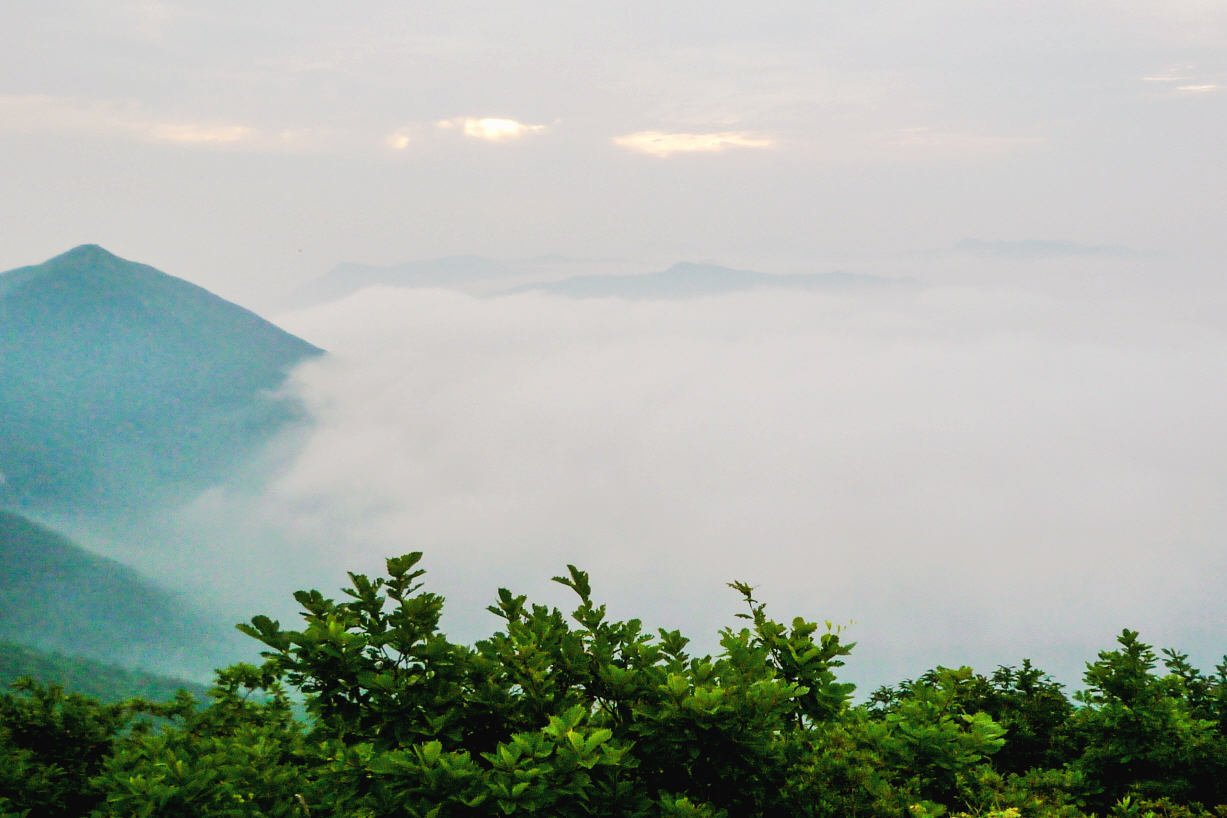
0, 245, 322, 515
0, 640, 208, 702
0, 509, 239, 679
284, 255, 518, 308
500, 262, 908, 299
283, 254, 651, 308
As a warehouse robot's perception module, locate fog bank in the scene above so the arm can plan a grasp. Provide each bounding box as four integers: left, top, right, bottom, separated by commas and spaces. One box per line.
131, 269, 1227, 690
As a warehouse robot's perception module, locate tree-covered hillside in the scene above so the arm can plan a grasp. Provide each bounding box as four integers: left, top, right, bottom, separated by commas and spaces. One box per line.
4, 553, 1226, 817
0, 244, 322, 516
0, 641, 206, 703
0, 509, 236, 678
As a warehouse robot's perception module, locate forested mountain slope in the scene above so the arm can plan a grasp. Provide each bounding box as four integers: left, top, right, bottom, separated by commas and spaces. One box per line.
0, 244, 322, 516
0, 509, 234, 679
0, 640, 207, 702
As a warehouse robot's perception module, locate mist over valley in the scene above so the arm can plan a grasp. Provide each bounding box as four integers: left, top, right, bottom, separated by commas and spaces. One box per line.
3, 242, 1224, 693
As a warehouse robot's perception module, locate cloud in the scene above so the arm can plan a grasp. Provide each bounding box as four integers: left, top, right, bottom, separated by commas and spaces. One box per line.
0, 94, 275, 147
889, 127, 1043, 153
385, 128, 413, 150
613, 131, 773, 157
1142, 68, 1195, 82
177, 280, 1227, 689
1141, 67, 1218, 93
944, 239, 1160, 261
438, 117, 548, 141
136, 122, 256, 144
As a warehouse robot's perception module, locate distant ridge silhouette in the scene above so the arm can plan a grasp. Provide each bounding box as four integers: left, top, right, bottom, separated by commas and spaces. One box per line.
499, 261, 909, 299
285, 254, 516, 308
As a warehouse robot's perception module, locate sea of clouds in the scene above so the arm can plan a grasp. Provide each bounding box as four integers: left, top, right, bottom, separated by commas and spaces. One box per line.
152, 268, 1227, 689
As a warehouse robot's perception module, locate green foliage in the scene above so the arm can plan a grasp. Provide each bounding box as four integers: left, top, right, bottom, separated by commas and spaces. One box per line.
0, 679, 157, 817
90, 664, 320, 818
870, 659, 1073, 776
236, 556, 857, 816
865, 667, 1008, 805
1066, 630, 1227, 812
6, 554, 1227, 817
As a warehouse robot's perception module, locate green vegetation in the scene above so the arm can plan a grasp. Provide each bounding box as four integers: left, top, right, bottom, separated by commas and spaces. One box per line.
0, 509, 234, 677
4, 553, 1227, 817
0, 244, 321, 516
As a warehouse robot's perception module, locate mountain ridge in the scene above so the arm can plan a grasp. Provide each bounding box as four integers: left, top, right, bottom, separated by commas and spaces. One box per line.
0, 640, 209, 702
0, 509, 240, 680
0, 244, 323, 516
499, 261, 910, 299
285, 256, 911, 307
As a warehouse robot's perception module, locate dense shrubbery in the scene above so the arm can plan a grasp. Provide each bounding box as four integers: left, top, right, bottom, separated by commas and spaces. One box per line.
4, 553, 1227, 817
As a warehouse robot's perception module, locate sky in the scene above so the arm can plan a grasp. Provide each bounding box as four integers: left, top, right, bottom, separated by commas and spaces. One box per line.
3, 1, 1227, 688
0, 1, 1224, 305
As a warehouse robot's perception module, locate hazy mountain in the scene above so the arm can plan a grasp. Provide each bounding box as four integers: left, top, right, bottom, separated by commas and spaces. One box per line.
946, 239, 1159, 260
499, 261, 908, 299
0, 245, 322, 516
283, 254, 654, 308
0, 509, 240, 680
0, 640, 209, 702
285, 255, 517, 308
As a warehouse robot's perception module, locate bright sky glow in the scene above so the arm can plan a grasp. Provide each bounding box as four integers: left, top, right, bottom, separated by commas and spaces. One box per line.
0, 94, 262, 146
613, 130, 774, 157
438, 117, 547, 141
385, 129, 412, 150
137, 122, 255, 144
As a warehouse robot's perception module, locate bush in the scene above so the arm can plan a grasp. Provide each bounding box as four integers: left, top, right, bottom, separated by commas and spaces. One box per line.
4, 553, 1227, 817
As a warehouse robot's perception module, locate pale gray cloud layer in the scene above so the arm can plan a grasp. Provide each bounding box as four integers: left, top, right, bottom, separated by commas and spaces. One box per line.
105, 273, 1227, 689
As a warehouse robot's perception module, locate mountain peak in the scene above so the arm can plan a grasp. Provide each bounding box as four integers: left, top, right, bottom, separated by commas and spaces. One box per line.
0, 245, 139, 297
57, 243, 122, 263
0, 248, 322, 514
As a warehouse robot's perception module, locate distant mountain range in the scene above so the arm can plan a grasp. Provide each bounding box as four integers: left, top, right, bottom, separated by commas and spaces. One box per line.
286, 257, 908, 307
0, 509, 240, 679
285, 255, 518, 308
0, 245, 322, 516
282, 254, 646, 308
502, 262, 908, 299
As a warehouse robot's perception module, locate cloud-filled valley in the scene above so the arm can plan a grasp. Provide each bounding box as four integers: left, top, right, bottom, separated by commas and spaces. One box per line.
132, 267, 1227, 690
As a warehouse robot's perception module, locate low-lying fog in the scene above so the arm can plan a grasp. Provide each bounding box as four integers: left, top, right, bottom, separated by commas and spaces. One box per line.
125, 254, 1227, 690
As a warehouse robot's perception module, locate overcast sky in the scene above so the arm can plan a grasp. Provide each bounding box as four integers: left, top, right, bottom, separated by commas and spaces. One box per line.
5, 2, 1227, 687
1, 1, 1225, 305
